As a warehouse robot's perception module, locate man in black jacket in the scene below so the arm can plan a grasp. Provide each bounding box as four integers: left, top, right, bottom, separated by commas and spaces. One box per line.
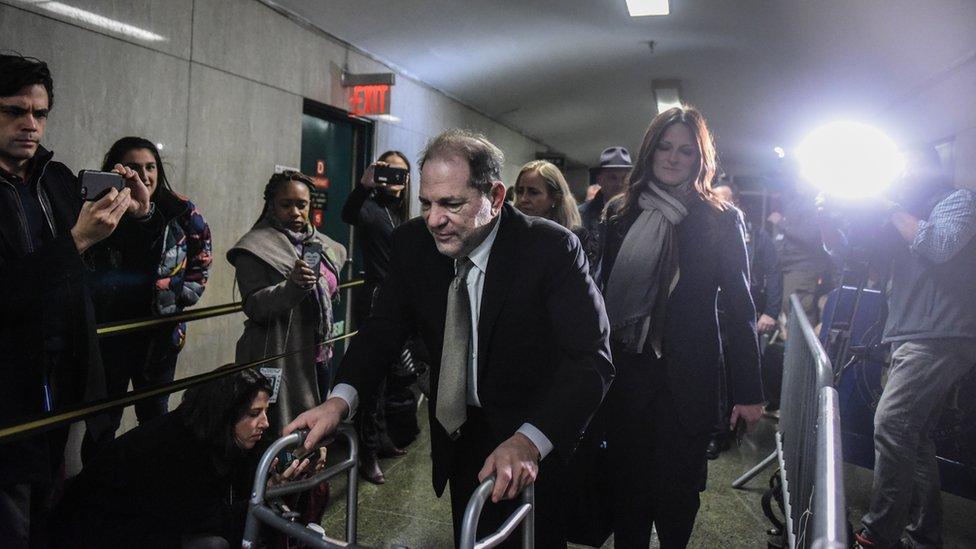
0, 54, 146, 547
288, 129, 613, 547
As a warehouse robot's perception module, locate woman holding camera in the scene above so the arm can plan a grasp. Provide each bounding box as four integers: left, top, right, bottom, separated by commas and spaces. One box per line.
341, 150, 422, 484
598, 106, 764, 547
84, 136, 212, 462
228, 171, 346, 436
56, 369, 318, 548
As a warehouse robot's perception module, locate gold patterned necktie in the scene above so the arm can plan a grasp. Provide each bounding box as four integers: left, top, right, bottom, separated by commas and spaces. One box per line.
436, 257, 474, 439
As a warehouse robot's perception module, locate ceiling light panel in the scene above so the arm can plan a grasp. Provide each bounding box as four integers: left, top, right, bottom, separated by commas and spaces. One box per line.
626, 0, 670, 17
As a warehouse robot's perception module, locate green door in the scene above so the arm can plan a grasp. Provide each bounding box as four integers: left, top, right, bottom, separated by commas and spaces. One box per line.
300, 101, 373, 360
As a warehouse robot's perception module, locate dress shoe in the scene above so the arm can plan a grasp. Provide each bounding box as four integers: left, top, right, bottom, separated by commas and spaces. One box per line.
705, 437, 722, 460
705, 435, 730, 460
360, 453, 386, 485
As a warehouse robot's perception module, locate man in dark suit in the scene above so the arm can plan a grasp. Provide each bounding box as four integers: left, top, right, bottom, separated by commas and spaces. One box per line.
286, 129, 613, 547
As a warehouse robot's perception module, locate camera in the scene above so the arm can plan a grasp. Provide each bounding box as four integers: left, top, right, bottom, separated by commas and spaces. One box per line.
374, 165, 408, 186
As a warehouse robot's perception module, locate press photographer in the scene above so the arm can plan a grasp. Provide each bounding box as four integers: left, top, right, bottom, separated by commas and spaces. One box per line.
816, 143, 976, 549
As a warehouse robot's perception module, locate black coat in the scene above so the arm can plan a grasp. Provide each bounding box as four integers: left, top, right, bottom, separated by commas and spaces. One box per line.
340, 183, 404, 284
54, 411, 256, 548
601, 199, 763, 434
0, 147, 107, 483
336, 204, 614, 494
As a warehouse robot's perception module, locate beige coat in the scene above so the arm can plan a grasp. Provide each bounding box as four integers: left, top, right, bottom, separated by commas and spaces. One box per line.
228, 220, 346, 434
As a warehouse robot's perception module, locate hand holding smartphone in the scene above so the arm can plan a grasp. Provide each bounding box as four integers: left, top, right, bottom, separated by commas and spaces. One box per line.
79, 170, 124, 201
302, 241, 323, 275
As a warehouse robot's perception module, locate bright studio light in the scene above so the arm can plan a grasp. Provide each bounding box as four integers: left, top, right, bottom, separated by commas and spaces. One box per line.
795, 121, 904, 199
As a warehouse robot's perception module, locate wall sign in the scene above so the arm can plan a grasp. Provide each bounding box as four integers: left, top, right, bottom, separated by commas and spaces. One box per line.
341, 72, 396, 117
347, 85, 390, 116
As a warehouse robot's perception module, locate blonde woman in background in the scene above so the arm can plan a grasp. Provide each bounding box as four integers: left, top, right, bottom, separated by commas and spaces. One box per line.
514, 160, 599, 271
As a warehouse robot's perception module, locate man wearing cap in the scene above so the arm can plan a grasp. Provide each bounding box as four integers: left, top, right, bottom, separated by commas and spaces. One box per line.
579, 146, 633, 240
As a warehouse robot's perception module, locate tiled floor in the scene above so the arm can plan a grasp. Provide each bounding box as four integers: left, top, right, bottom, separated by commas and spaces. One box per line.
317, 406, 976, 548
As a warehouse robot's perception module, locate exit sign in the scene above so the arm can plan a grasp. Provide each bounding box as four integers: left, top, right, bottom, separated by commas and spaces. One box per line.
342, 72, 395, 117
348, 84, 391, 116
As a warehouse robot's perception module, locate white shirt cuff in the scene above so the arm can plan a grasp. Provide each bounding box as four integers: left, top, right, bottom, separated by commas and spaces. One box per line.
516, 423, 553, 461
329, 383, 359, 418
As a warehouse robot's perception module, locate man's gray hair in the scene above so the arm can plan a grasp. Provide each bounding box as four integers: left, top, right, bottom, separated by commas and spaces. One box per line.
419, 129, 504, 195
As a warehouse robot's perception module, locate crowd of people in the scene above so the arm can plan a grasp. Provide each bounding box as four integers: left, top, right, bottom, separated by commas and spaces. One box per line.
1, 49, 973, 549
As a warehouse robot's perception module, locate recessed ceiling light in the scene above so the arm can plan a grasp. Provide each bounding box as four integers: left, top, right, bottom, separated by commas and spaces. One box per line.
627, 0, 670, 17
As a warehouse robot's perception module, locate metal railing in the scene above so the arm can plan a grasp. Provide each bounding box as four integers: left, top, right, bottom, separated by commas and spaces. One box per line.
95, 278, 365, 337
0, 277, 366, 440
460, 477, 535, 549
242, 425, 362, 549
733, 295, 847, 549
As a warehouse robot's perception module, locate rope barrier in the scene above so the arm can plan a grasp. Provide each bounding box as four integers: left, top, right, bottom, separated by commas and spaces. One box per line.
95, 278, 366, 337
0, 330, 358, 442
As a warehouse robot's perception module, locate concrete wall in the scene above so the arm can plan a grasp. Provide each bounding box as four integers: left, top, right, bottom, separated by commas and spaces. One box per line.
0, 0, 546, 386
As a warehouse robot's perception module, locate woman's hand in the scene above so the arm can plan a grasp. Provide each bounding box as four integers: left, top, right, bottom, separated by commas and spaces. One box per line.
112, 163, 152, 218
268, 456, 312, 487
287, 259, 317, 290
359, 161, 388, 189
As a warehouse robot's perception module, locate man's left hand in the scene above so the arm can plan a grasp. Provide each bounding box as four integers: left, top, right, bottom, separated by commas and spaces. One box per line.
730, 403, 765, 431
478, 432, 540, 503
112, 163, 151, 217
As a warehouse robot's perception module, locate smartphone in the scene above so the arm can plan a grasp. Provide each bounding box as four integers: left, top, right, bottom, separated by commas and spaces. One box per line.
79, 170, 124, 201
302, 241, 323, 275
275, 446, 323, 474
374, 165, 408, 186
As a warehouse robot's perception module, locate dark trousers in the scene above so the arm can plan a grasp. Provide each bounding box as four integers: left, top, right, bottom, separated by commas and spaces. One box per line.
447, 408, 567, 549
82, 330, 178, 463
605, 349, 710, 549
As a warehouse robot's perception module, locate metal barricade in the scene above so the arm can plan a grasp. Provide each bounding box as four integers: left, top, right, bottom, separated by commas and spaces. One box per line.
459, 477, 535, 549
242, 424, 362, 549
732, 295, 847, 549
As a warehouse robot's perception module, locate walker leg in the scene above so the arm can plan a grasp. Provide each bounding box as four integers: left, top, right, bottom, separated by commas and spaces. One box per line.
732, 450, 777, 489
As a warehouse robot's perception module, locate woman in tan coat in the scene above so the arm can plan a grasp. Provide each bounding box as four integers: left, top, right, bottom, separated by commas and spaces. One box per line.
228, 171, 346, 435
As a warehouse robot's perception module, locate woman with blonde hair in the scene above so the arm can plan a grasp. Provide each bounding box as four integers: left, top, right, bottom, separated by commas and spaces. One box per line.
598, 106, 764, 547
514, 160, 600, 270
514, 160, 581, 228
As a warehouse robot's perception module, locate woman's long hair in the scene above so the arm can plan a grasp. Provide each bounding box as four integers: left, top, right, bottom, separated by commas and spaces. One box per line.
515, 160, 582, 230
178, 368, 272, 462
618, 106, 723, 217
101, 136, 175, 200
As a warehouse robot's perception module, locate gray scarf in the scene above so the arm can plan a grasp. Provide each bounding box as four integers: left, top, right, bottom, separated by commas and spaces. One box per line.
604, 183, 689, 356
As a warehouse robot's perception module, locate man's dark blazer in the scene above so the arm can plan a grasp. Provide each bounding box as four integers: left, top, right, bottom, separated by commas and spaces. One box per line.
600, 199, 764, 434
336, 203, 614, 495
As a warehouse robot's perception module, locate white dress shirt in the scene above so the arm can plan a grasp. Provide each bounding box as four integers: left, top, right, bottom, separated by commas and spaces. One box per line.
331, 216, 553, 459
